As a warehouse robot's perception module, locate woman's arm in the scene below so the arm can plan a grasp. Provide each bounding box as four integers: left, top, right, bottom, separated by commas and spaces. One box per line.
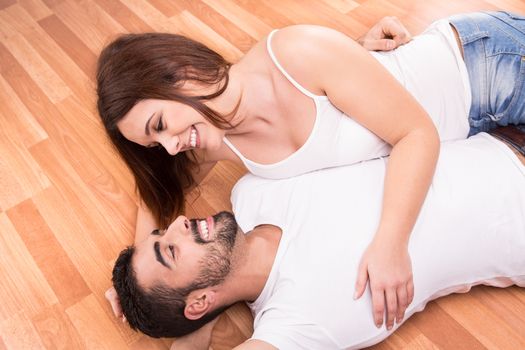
272, 25, 439, 330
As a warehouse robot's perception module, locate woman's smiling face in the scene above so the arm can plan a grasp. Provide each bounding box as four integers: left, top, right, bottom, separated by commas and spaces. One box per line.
117, 99, 225, 156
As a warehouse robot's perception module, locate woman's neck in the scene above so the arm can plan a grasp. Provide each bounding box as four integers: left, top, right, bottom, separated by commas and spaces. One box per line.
213, 61, 277, 137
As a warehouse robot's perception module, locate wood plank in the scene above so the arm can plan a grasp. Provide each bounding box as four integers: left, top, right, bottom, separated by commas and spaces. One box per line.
32, 185, 140, 344
0, 78, 51, 210
438, 292, 525, 349
4, 32, 71, 103
0, 75, 48, 148
0, 0, 16, 10
18, 0, 53, 21
93, 0, 154, 32
129, 336, 170, 350
167, 0, 257, 53
232, 0, 295, 29
260, 0, 368, 38
0, 3, 42, 39
170, 10, 243, 63
38, 14, 98, 78
202, 0, 273, 40
471, 287, 525, 336
31, 304, 86, 349
119, 0, 178, 32
0, 213, 57, 321
30, 140, 132, 262
51, 0, 126, 54
0, 310, 46, 349
54, 95, 136, 197
410, 301, 485, 349
320, 0, 360, 14
66, 294, 130, 349
0, 0, 15, 10
23, 23, 93, 106
7, 199, 91, 308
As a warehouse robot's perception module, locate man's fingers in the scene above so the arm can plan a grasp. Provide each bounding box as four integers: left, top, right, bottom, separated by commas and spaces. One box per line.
385, 289, 397, 330
392, 31, 412, 47
354, 261, 369, 299
396, 286, 408, 323
371, 286, 385, 328
362, 38, 396, 51
105, 287, 123, 318
381, 16, 412, 46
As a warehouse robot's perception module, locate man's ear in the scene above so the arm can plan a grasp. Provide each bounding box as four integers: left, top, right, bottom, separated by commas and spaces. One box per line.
184, 290, 217, 320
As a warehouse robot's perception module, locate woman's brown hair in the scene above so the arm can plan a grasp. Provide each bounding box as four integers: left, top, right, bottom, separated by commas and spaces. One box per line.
97, 33, 232, 227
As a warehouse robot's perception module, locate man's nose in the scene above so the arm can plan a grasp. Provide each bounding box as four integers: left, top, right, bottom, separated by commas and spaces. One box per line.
169, 215, 190, 234
161, 135, 181, 155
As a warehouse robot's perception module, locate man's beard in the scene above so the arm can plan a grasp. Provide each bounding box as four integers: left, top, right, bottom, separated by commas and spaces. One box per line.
189, 211, 238, 289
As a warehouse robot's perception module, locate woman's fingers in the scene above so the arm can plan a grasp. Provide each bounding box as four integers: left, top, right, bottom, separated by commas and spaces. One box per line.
371, 284, 386, 328
385, 288, 398, 330
407, 279, 415, 305
396, 285, 408, 323
354, 259, 369, 300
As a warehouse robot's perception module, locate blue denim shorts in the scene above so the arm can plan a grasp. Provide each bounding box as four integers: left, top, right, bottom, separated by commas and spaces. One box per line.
449, 11, 525, 136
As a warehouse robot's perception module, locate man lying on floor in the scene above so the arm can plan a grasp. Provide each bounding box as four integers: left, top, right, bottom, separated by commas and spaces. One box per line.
112, 130, 525, 350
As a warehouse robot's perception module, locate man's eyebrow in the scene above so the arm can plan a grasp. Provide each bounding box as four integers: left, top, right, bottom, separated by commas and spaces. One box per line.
153, 241, 170, 269
144, 112, 155, 136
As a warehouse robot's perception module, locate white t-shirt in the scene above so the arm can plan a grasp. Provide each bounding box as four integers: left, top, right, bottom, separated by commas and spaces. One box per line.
231, 134, 525, 349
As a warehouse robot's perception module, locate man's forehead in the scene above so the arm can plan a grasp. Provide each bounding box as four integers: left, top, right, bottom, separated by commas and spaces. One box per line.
132, 238, 161, 288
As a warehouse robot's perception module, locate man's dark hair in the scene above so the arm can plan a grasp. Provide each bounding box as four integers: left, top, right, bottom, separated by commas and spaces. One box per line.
112, 246, 229, 338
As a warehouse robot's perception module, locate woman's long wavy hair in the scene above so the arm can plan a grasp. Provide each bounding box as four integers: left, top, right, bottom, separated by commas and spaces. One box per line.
97, 33, 233, 227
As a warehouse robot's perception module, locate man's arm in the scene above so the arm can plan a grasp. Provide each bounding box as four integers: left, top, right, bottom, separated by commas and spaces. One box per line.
170, 318, 217, 350
358, 16, 412, 51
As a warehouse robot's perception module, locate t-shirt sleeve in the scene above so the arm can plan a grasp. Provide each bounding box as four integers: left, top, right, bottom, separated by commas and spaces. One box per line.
230, 174, 297, 233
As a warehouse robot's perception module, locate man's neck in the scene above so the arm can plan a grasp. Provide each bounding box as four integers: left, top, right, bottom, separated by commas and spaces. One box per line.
219, 224, 282, 304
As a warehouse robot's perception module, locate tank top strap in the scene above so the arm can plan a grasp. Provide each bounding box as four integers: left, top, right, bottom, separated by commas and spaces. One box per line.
266, 29, 326, 100
223, 136, 250, 164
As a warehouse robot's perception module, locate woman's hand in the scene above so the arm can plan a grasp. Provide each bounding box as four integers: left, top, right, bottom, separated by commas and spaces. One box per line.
354, 236, 414, 330
105, 286, 126, 322
358, 16, 412, 51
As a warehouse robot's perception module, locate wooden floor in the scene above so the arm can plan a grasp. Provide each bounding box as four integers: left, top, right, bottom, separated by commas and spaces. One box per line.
1, 0, 525, 349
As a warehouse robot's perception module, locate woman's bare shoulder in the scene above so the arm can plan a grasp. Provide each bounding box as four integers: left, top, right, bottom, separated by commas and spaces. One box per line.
262, 25, 361, 94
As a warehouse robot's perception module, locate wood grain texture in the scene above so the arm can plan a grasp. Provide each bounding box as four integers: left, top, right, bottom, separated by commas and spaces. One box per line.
0, 0, 524, 349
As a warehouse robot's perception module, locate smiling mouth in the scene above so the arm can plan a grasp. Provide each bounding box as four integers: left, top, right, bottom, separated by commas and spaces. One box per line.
189, 125, 199, 149
196, 217, 214, 242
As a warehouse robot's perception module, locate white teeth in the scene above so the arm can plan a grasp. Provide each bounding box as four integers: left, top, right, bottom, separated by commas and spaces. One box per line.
199, 220, 209, 239
190, 127, 197, 148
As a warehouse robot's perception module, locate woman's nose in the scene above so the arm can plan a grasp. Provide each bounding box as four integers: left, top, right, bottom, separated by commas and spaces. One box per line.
161, 135, 181, 155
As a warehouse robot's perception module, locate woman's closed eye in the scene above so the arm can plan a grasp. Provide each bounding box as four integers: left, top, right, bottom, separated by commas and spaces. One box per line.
155, 114, 164, 132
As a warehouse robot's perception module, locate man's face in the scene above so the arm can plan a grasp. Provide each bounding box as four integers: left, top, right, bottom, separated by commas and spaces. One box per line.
133, 211, 239, 292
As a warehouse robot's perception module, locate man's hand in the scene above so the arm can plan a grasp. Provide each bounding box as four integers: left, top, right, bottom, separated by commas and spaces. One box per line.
170, 318, 218, 350
358, 16, 412, 51
354, 236, 414, 330
105, 286, 126, 322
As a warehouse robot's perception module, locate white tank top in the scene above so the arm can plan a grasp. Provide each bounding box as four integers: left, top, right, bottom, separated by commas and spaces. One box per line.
223, 19, 471, 179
